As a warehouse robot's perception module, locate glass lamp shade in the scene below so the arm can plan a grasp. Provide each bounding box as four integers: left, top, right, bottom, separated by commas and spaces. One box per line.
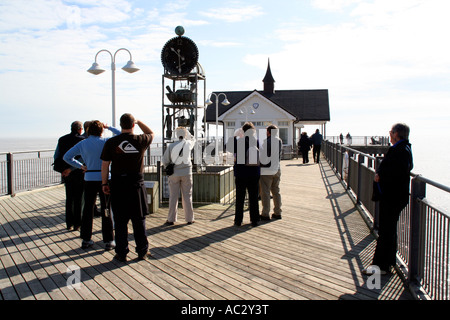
87, 62, 105, 75
122, 60, 140, 73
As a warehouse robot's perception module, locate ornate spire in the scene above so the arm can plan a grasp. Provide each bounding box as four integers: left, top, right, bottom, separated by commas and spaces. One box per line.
262, 58, 275, 94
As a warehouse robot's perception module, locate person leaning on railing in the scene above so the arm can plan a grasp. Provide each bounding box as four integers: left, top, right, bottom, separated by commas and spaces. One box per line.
363, 123, 413, 275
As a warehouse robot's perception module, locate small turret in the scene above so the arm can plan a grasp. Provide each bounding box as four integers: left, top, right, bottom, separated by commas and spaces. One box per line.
263, 58, 275, 94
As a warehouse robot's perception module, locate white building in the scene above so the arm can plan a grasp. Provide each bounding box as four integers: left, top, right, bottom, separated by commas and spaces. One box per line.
205, 60, 330, 151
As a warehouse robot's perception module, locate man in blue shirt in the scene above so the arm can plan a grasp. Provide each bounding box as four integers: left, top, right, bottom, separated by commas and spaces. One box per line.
64, 121, 120, 250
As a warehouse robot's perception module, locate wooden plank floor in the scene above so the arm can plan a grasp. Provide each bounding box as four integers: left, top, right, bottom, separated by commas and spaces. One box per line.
0, 154, 413, 301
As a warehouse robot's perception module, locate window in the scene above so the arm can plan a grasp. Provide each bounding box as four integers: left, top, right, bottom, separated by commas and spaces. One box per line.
279, 128, 288, 144
226, 121, 235, 127
277, 121, 289, 144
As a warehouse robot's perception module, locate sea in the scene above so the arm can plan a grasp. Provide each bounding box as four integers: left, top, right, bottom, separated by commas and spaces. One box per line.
0, 135, 449, 213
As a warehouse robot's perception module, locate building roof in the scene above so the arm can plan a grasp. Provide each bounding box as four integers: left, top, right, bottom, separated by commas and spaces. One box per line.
205, 89, 330, 123
205, 60, 330, 124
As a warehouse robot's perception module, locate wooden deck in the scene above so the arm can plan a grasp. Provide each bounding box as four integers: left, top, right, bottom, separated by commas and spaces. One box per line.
0, 154, 413, 303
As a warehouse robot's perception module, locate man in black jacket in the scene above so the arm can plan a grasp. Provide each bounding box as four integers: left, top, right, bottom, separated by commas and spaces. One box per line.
364, 123, 413, 275
54, 121, 85, 231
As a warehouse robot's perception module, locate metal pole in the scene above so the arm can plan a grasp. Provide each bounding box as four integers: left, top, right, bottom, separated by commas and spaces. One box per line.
409, 175, 426, 290
215, 98, 219, 165
111, 61, 116, 127
6, 153, 14, 196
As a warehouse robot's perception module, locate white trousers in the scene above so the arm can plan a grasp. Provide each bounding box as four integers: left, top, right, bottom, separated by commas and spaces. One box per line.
167, 175, 194, 223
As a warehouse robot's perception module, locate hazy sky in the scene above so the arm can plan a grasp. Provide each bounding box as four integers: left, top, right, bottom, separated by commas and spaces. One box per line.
1, 0, 449, 142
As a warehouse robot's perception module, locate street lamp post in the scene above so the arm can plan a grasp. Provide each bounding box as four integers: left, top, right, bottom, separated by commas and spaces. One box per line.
239, 106, 255, 122
87, 48, 139, 127
205, 93, 230, 165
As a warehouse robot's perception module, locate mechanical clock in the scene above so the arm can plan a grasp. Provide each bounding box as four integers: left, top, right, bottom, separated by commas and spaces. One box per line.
161, 35, 199, 75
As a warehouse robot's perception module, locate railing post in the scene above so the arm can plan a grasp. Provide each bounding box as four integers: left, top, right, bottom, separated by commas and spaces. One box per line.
373, 157, 383, 231
356, 154, 364, 204
347, 150, 353, 190
6, 153, 15, 196
157, 160, 162, 205
408, 175, 426, 290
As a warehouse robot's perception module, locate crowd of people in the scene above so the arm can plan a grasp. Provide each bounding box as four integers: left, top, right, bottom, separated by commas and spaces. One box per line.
56, 116, 413, 277
54, 113, 154, 262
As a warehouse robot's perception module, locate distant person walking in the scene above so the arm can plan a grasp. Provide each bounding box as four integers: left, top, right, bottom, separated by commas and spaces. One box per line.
346, 132, 352, 145
162, 127, 195, 225
101, 114, 154, 262
363, 123, 413, 275
298, 132, 312, 164
340, 133, 344, 144
54, 121, 85, 231
311, 129, 323, 163
259, 125, 283, 220
64, 120, 120, 250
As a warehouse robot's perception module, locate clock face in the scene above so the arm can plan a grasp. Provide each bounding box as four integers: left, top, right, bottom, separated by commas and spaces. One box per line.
161, 36, 199, 75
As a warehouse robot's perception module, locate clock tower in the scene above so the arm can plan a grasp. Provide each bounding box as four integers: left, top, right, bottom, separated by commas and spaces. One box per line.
160, 26, 206, 155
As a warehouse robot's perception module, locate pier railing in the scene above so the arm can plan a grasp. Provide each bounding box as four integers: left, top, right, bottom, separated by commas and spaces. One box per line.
322, 140, 450, 300
0, 150, 61, 195
0, 143, 164, 196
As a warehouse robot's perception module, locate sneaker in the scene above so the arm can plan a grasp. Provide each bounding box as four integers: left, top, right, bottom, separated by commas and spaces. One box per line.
234, 222, 242, 227
260, 215, 271, 221
164, 220, 174, 226
105, 241, 116, 251
251, 221, 259, 227
81, 240, 94, 249
187, 221, 195, 225
271, 214, 282, 220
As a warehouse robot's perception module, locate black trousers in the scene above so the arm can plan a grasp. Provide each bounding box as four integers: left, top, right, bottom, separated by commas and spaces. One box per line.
235, 175, 260, 224
80, 181, 114, 243
63, 169, 84, 229
372, 200, 405, 271
313, 145, 321, 163
301, 149, 309, 163
110, 175, 149, 257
